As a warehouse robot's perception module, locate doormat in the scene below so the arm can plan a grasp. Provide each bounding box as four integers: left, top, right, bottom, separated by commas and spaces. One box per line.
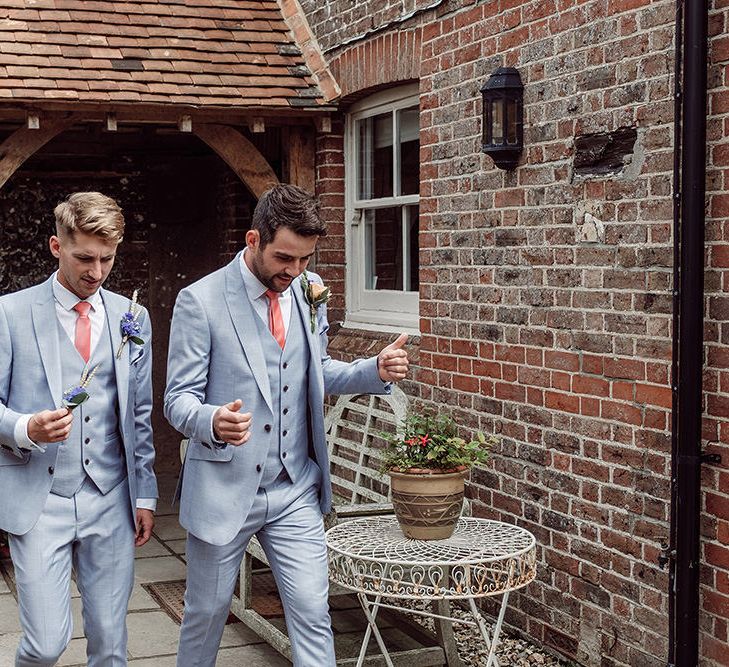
144, 572, 283, 625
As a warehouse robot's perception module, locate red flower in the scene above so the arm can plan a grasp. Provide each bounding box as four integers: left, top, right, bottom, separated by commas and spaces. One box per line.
419, 434, 430, 447
405, 438, 418, 447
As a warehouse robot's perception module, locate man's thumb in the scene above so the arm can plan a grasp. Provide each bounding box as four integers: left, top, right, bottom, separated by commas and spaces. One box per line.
387, 333, 408, 350
226, 399, 243, 412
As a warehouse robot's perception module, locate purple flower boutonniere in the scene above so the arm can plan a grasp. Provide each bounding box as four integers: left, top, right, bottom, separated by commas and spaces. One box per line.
300, 271, 330, 333
116, 289, 144, 359
62, 364, 99, 411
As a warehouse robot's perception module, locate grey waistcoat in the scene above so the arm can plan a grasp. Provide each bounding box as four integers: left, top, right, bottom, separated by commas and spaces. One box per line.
51, 318, 126, 498
255, 297, 311, 489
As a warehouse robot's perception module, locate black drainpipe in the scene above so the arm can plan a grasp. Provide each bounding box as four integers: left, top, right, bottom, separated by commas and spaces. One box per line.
670, 1, 708, 665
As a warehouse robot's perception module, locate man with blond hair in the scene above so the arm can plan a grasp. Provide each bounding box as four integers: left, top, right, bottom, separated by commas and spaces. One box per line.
0, 192, 157, 666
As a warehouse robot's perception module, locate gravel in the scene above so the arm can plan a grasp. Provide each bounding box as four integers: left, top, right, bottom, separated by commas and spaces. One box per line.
399, 600, 569, 666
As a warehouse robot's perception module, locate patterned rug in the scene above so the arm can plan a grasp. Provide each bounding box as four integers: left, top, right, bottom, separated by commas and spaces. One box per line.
144, 572, 284, 625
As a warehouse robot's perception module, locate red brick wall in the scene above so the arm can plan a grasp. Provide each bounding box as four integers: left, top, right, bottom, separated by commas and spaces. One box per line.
302, 0, 729, 665
703, 4, 729, 663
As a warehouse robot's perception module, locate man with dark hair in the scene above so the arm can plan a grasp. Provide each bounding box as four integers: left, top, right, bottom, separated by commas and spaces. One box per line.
0, 192, 157, 666
165, 184, 409, 666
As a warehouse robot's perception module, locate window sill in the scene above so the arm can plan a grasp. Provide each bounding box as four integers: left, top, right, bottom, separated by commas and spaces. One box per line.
344, 310, 420, 336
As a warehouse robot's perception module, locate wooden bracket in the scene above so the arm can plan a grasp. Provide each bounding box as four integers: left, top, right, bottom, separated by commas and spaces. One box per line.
26, 113, 40, 130
249, 117, 265, 133
314, 115, 331, 133
178, 115, 192, 132
106, 113, 117, 131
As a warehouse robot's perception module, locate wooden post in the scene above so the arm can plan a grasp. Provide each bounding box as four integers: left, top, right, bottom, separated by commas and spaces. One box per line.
284, 126, 316, 194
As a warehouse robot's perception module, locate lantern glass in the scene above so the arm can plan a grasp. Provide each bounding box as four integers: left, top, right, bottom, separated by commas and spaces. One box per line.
492, 99, 504, 145
506, 97, 518, 145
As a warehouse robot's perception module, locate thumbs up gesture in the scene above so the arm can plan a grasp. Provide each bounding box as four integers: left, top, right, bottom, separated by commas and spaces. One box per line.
377, 333, 410, 383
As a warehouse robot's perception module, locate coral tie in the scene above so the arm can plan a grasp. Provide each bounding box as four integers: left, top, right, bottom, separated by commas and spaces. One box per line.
73, 301, 92, 363
264, 290, 286, 349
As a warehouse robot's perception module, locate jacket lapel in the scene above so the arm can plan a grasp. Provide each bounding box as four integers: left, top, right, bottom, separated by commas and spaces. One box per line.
224, 255, 273, 413
101, 289, 129, 423
31, 277, 62, 405
292, 277, 324, 400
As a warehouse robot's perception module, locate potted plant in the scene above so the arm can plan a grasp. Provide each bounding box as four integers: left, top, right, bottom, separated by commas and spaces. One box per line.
381, 411, 493, 540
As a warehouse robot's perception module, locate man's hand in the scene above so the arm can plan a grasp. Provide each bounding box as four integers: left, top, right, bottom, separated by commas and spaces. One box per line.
135, 508, 154, 547
27, 408, 73, 443
213, 399, 252, 446
378, 333, 410, 382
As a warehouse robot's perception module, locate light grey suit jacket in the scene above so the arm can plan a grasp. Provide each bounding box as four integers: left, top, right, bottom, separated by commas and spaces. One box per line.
0, 276, 158, 535
164, 254, 388, 546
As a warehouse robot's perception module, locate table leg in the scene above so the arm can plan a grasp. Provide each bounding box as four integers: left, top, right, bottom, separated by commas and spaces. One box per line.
469, 592, 509, 667
356, 593, 395, 667
432, 599, 464, 667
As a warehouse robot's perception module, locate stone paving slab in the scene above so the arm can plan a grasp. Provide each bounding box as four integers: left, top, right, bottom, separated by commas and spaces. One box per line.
133, 555, 187, 583
135, 536, 173, 559
126, 610, 181, 658
152, 516, 187, 542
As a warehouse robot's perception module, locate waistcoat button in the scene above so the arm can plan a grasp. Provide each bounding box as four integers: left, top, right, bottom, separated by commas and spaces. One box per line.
256, 464, 262, 473
48, 466, 54, 474
264, 424, 271, 432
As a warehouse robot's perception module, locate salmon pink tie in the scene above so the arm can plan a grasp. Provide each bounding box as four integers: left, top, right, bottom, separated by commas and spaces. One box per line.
264, 290, 286, 349
73, 301, 92, 363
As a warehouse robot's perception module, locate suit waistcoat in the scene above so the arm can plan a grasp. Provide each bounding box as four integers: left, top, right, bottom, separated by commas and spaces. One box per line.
255, 296, 311, 488
51, 318, 126, 497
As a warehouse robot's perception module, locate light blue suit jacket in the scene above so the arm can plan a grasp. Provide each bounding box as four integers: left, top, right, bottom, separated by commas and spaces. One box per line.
164, 254, 388, 546
0, 276, 157, 535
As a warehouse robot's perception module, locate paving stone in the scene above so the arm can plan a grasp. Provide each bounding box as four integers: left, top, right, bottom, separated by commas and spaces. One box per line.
0, 573, 9, 595
214, 643, 291, 666
153, 516, 187, 542
129, 657, 177, 666
0, 594, 22, 633
129, 584, 161, 612
135, 536, 171, 559
133, 556, 186, 584
165, 539, 186, 556
0, 631, 23, 664
220, 622, 266, 648
58, 637, 88, 666
126, 610, 181, 658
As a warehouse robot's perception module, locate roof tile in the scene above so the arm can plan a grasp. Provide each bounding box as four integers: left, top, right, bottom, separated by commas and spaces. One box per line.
0, 0, 327, 109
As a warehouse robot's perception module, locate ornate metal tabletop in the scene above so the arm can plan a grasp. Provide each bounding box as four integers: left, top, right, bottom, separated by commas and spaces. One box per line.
326, 516, 537, 601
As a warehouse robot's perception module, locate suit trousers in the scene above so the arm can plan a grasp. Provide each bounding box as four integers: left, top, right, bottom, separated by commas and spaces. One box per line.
10, 478, 135, 667
177, 464, 334, 667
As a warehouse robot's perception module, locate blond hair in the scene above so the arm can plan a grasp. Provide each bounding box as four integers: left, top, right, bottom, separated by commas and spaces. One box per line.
54, 192, 125, 243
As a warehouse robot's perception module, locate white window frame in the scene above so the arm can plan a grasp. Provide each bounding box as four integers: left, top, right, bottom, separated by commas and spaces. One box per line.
344, 83, 421, 334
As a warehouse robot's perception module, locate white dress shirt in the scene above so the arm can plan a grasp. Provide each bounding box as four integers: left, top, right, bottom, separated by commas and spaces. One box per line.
15, 273, 155, 511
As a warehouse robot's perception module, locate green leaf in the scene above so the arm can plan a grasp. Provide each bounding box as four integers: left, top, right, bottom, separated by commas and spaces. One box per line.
129, 336, 144, 345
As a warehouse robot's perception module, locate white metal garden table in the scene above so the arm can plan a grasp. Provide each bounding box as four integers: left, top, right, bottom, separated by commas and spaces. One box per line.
326, 516, 537, 667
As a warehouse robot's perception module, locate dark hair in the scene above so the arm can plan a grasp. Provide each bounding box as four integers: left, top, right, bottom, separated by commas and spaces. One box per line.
252, 184, 327, 247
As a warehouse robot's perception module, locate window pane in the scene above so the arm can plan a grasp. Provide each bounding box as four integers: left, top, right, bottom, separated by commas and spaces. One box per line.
364, 206, 419, 292
407, 205, 419, 292
357, 112, 393, 200
398, 106, 419, 196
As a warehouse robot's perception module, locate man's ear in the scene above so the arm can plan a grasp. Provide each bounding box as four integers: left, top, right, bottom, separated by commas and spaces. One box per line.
49, 235, 61, 259
245, 229, 260, 250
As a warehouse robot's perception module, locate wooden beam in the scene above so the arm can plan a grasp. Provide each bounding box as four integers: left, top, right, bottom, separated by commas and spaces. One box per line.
192, 124, 279, 198
284, 127, 316, 194
0, 116, 76, 191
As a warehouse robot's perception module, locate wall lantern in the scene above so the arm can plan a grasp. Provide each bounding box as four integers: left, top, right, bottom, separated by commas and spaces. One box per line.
481, 67, 524, 170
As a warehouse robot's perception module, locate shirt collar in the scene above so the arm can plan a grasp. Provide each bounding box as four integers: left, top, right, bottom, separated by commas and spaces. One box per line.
52, 271, 102, 312
239, 249, 291, 302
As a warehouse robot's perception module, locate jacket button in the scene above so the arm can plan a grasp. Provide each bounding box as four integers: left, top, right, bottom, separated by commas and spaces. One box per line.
84, 459, 90, 465
283, 385, 289, 392
264, 424, 271, 432
283, 430, 288, 437
283, 408, 289, 415
84, 438, 90, 444
48, 466, 54, 474
256, 464, 262, 473
283, 362, 288, 369
84, 416, 90, 423
282, 452, 287, 459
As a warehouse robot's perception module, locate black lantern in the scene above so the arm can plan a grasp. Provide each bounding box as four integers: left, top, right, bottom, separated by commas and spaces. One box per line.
481, 67, 524, 170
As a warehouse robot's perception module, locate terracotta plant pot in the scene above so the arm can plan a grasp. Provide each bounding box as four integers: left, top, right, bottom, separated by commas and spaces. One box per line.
388, 467, 467, 540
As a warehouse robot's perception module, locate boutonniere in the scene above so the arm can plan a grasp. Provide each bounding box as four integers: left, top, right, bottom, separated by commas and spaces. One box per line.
300, 271, 330, 333
62, 363, 99, 411
116, 289, 144, 359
